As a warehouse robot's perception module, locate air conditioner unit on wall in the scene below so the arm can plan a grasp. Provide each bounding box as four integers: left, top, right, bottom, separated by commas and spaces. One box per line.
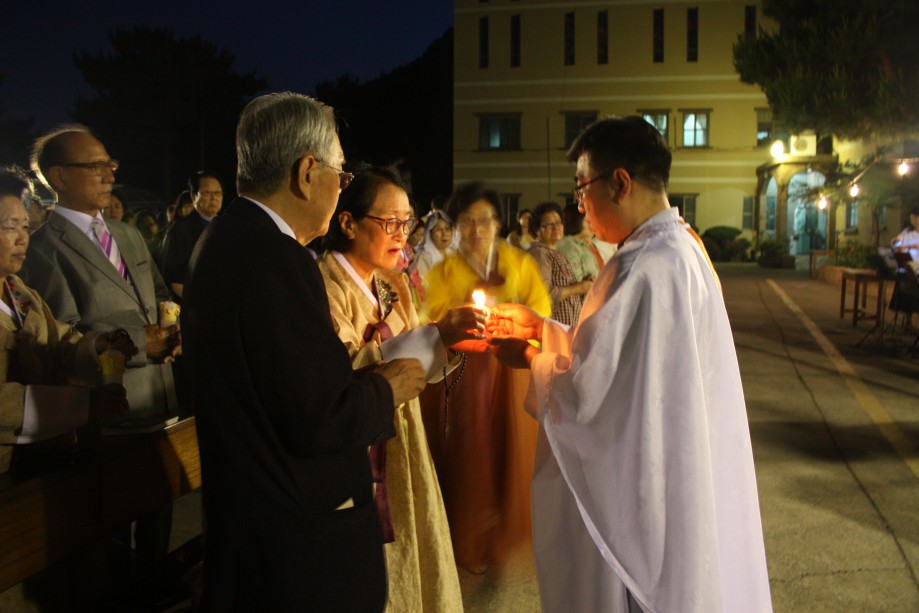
789, 133, 817, 157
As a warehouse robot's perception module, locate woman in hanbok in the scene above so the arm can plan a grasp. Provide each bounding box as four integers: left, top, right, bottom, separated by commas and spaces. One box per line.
0, 169, 133, 472
422, 181, 551, 573
318, 166, 484, 612
409, 210, 455, 282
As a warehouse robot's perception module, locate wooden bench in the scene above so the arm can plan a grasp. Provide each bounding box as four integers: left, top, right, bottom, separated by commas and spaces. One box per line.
0, 417, 200, 593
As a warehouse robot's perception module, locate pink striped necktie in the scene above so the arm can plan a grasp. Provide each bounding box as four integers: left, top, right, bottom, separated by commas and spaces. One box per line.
90, 218, 130, 283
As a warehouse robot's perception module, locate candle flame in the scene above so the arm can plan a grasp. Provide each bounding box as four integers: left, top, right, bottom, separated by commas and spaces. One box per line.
472, 290, 486, 309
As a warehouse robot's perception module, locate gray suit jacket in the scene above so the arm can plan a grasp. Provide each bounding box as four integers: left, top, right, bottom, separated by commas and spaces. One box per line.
20, 211, 177, 424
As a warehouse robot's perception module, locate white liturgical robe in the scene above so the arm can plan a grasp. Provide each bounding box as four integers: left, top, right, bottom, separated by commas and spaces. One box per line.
527, 207, 772, 612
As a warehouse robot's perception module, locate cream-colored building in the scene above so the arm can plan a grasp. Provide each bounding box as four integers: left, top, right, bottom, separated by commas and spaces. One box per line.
454, 0, 917, 256
454, 0, 774, 238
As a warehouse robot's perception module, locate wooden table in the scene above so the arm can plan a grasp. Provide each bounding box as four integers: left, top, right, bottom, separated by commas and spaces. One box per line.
0, 417, 200, 592
809, 249, 836, 279
839, 268, 887, 327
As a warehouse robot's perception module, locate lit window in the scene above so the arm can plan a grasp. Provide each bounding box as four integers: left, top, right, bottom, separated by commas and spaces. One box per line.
640, 111, 670, 143
847, 200, 859, 229
756, 109, 773, 146
682, 111, 709, 147
478, 114, 522, 150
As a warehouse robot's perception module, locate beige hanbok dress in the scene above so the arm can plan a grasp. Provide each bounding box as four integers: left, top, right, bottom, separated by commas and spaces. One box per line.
318, 252, 463, 613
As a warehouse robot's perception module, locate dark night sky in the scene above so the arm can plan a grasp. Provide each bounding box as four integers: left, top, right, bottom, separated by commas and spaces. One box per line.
1, 1, 453, 131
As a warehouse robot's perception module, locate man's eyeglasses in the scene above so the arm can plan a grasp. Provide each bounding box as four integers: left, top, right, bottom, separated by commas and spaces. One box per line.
572, 170, 614, 202
61, 160, 119, 175
317, 160, 354, 191
364, 215, 420, 236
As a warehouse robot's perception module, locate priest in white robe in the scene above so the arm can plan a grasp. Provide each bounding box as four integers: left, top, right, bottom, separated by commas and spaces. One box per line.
488, 116, 772, 613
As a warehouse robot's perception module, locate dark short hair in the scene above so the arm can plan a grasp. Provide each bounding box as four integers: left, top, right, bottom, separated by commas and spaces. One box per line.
561, 203, 585, 235
445, 181, 502, 223
0, 167, 34, 204
188, 170, 224, 195
567, 116, 672, 191
909, 206, 919, 216
322, 163, 411, 253
532, 201, 563, 229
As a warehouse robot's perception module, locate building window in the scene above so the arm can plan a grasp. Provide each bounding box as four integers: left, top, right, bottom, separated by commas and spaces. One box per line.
682, 110, 709, 147
564, 111, 598, 148
745, 5, 757, 36
743, 197, 754, 229
640, 110, 669, 143
510, 15, 521, 67
671, 194, 697, 225
687, 7, 698, 62
478, 114, 522, 150
756, 108, 774, 146
847, 200, 859, 229
479, 17, 489, 68
597, 11, 609, 65
564, 12, 575, 65
653, 8, 664, 63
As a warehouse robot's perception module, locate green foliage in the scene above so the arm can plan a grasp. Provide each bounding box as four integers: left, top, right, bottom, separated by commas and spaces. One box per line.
835, 240, 878, 269
757, 238, 788, 268
701, 226, 748, 261
728, 237, 753, 262
701, 235, 723, 262
733, 0, 919, 140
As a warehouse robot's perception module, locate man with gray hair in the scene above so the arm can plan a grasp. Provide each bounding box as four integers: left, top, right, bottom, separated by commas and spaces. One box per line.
182, 92, 426, 611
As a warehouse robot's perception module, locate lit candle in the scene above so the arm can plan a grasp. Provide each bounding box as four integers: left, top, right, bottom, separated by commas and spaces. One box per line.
472, 289, 487, 310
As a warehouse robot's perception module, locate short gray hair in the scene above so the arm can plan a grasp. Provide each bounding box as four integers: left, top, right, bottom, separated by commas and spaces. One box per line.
30, 124, 93, 193
236, 92, 338, 196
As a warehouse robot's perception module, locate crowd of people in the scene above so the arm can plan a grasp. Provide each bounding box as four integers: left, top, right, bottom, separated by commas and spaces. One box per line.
0, 93, 778, 612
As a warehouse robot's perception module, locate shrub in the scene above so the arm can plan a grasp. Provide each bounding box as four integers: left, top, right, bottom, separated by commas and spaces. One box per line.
835, 241, 877, 269
757, 238, 787, 268
701, 226, 744, 262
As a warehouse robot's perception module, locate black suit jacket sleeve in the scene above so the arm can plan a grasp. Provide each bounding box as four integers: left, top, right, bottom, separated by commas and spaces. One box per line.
160, 216, 199, 287
238, 238, 395, 457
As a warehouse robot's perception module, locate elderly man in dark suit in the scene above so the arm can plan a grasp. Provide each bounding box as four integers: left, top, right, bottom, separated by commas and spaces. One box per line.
159, 170, 224, 301
182, 92, 427, 611
20, 125, 181, 569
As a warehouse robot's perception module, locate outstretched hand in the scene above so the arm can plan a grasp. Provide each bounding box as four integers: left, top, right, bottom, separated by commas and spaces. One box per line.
435, 305, 488, 348
487, 336, 538, 369
486, 304, 544, 342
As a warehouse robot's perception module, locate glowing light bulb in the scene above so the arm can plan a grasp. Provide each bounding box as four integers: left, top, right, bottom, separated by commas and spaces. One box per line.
818, 196, 828, 210
770, 140, 785, 158
849, 184, 860, 198
898, 161, 910, 176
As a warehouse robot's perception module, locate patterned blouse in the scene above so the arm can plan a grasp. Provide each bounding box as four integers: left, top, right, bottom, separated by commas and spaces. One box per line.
528, 241, 583, 326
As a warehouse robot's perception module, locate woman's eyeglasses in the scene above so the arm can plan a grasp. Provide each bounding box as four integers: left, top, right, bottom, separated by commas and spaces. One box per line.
364, 215, 420, 236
